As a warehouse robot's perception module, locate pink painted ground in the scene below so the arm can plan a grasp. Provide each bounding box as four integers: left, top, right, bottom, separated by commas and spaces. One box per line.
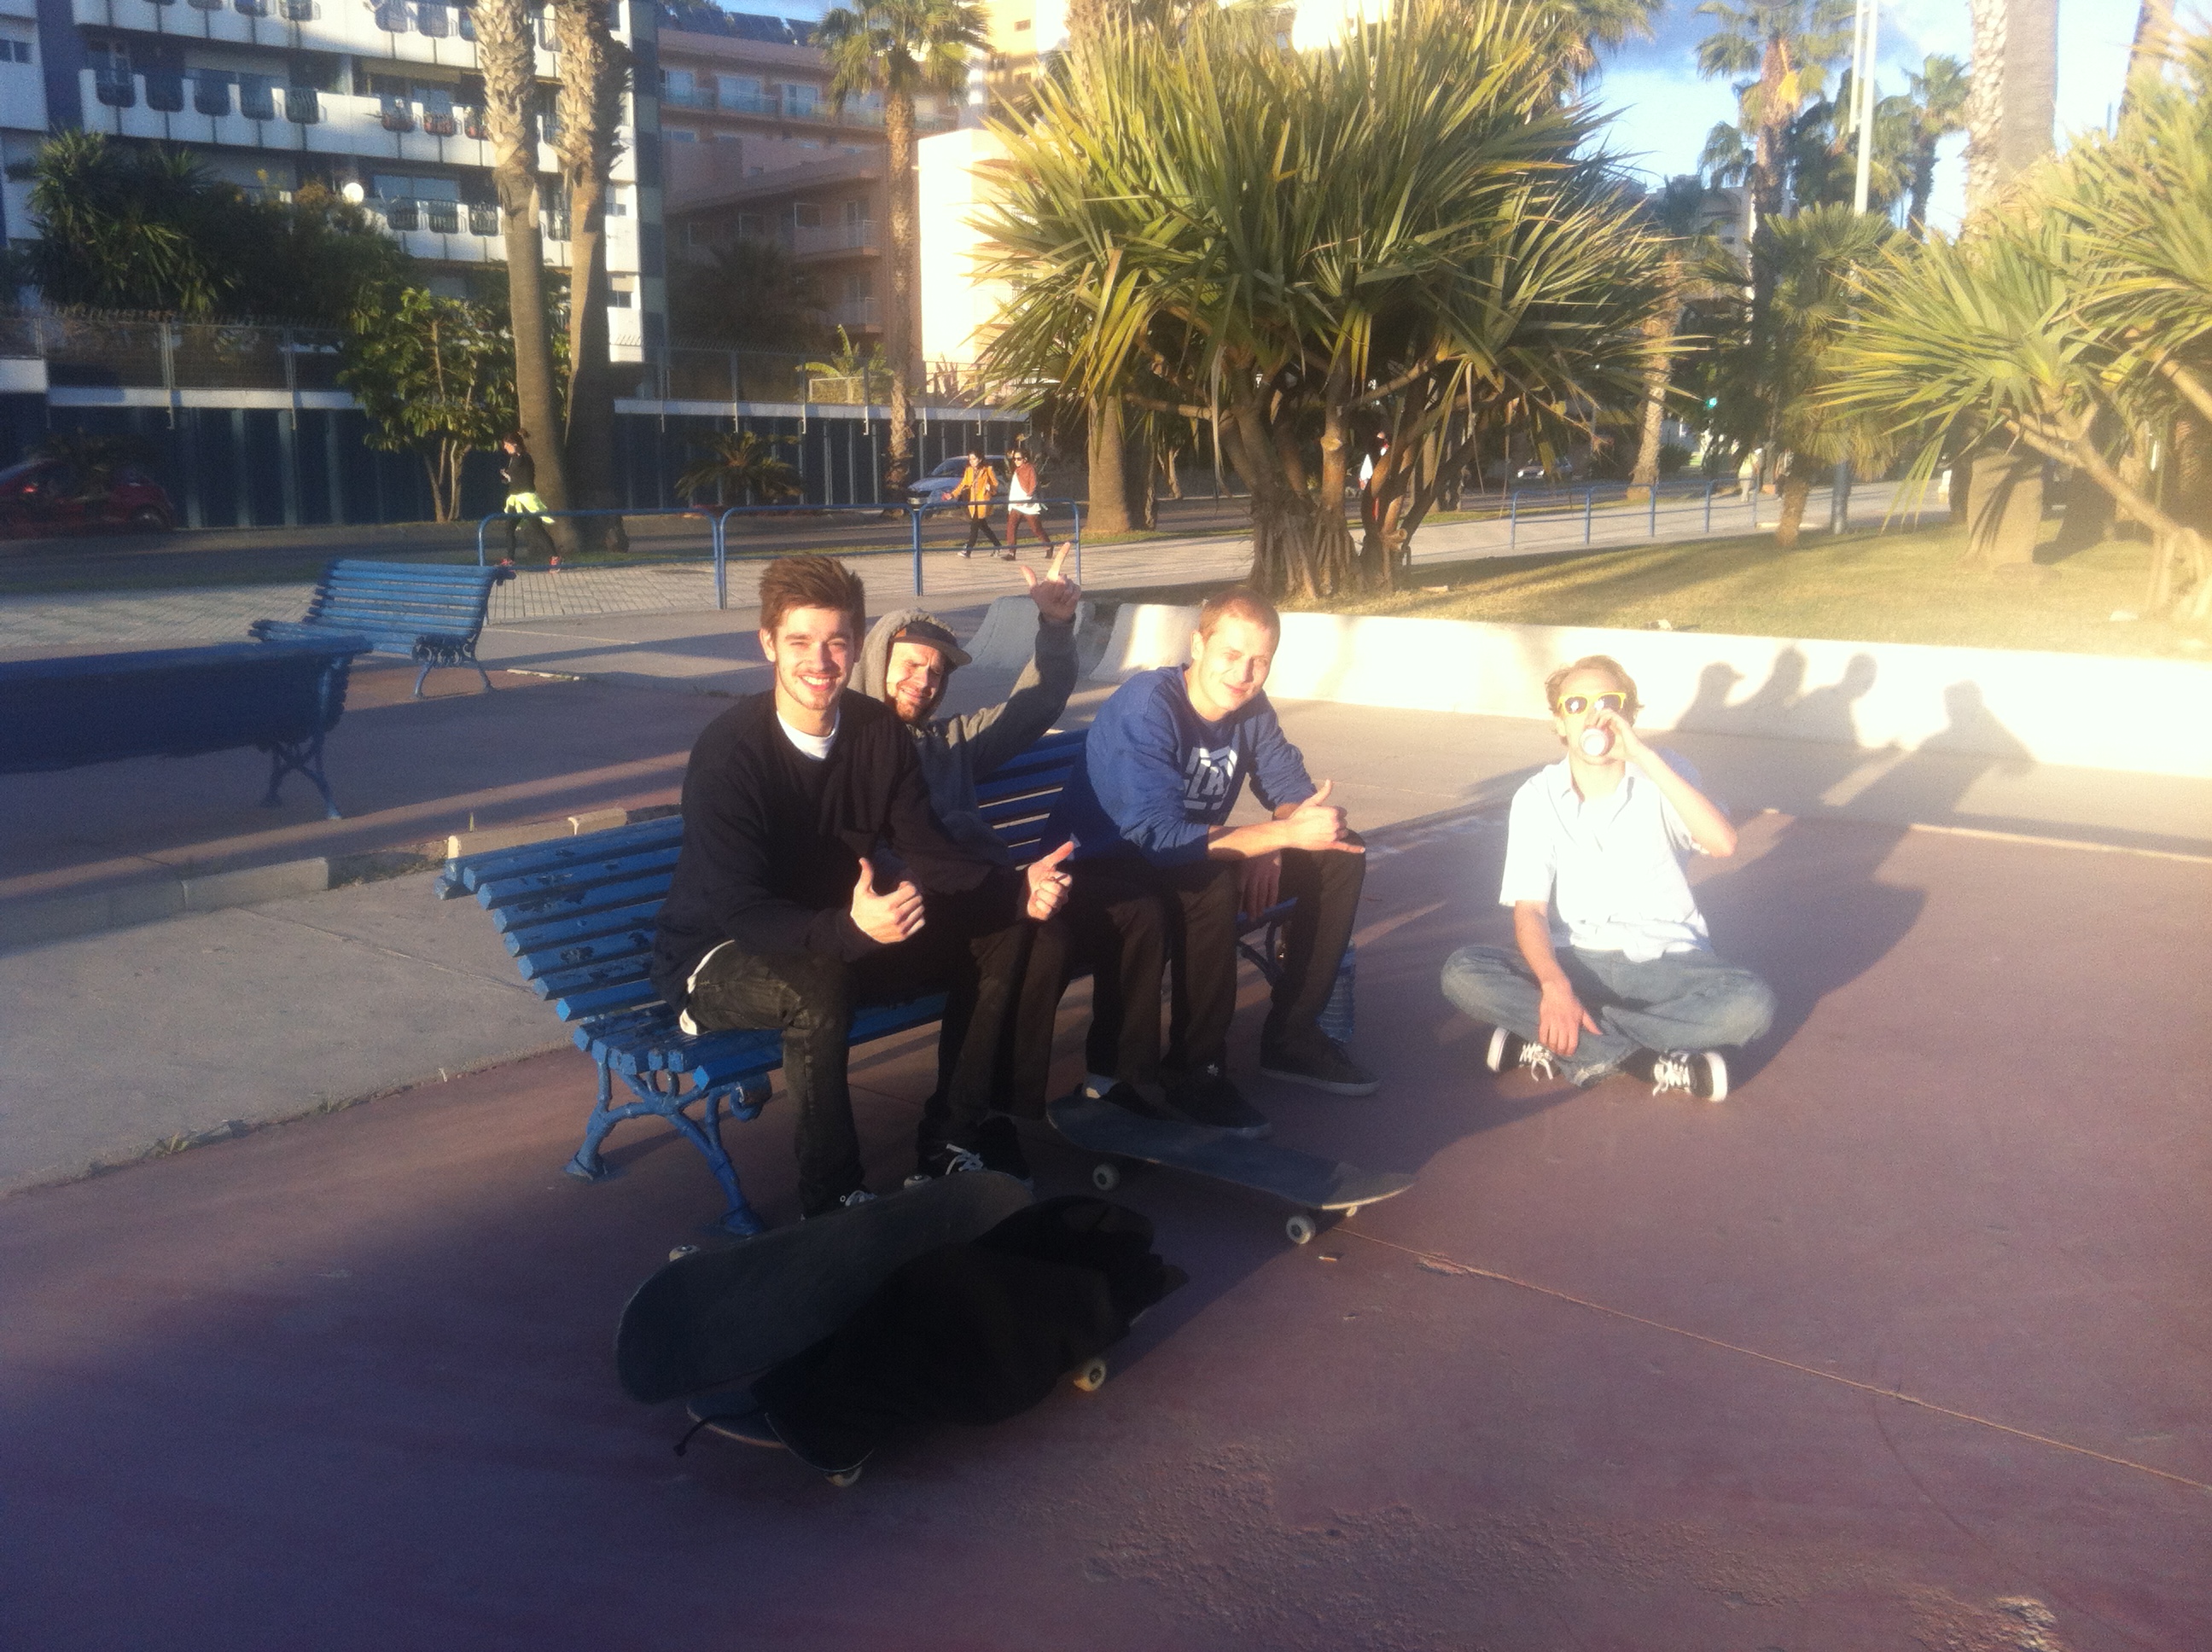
3, 811, 2207, 1650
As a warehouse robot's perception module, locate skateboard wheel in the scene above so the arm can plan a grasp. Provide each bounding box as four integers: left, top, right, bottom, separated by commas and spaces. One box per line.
667, 1245, 698, 1262
1285, 1213, 1318, 1246
1072, 1357, 1108, 1393
826, 1466, 864, 1488
1091, 1161, 1121, 1193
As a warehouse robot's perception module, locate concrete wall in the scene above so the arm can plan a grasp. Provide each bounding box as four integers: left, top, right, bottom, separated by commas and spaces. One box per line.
1082, 604, 2212, 779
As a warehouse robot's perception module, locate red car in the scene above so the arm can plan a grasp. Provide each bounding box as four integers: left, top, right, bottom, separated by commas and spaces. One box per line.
0, 458, 178, 538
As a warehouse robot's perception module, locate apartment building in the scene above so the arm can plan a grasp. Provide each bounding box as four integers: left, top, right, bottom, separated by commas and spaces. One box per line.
28, 0, 665, 352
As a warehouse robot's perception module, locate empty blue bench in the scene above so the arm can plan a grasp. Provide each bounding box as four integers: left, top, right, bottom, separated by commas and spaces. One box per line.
0, 637, 371, 817
440, 727, 1348, 1236
253, 559, 500, 697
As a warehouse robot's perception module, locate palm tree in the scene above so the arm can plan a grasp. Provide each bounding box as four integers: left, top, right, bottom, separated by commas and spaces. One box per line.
554, 0, 632, 548
2125, 0, 2177, 112
1732, 202, 1893, 547
475, 0, 573, 538
1628, 177, 1719, 502
815, 0, 987, 499
978, 0, 1656, 597
1964, 0, 2058, 215
1694, 0, 1853, 229
1826, 33, 2212, 615
1903, 54, 1968, 236
675, 430, 803, 506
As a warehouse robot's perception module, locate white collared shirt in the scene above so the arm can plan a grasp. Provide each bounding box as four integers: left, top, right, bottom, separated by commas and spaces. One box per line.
1497, 756, 1710, 961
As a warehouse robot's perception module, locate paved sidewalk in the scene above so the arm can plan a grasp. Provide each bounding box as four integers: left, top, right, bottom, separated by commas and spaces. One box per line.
0, 482, 1914, 652
3, 804, 2205, 1649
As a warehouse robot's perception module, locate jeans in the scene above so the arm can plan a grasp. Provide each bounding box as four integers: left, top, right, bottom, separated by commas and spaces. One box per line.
682, 889, 1036, 1213
1091, 840, 1365, 1074
1440, 943, 1775, 1085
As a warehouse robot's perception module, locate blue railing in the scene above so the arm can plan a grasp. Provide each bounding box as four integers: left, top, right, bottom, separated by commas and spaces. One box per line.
473, 497, 1088, 610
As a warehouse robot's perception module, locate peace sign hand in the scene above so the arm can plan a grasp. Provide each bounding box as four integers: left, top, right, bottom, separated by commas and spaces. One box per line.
1019, 544, 1081, 625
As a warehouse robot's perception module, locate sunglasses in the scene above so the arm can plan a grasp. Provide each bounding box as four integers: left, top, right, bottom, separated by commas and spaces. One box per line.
1557, 691, 1628, 715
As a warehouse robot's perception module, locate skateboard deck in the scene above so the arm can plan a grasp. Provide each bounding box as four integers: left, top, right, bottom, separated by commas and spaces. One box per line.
1047, 1094, 1412, 1243
615, 1170, 1034, 1404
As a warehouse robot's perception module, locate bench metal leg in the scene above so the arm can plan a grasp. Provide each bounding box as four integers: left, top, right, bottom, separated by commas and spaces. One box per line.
410, 657, 496, 698
260, 733, 342, 819
564, 1061, 767, 1237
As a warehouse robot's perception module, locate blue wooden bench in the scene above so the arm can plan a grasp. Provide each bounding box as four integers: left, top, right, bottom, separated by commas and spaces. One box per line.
440, 728, 1348, 1236
252, 559, 501, 697
0, 637, 371, 817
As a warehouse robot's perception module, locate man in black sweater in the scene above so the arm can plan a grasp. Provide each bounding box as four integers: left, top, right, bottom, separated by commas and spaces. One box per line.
650, 556, 1073, 1218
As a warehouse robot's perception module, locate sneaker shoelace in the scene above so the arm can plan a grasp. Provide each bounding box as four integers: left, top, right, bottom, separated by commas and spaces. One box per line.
840, 1188, 878, 1208
1648, 1053, 1693, 1095
941, 1146, 987, 1175
1520, 1044, 1559, 1082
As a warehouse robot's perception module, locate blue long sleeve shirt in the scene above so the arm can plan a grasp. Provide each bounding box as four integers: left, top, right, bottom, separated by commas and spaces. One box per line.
1062, 666, 1316, 866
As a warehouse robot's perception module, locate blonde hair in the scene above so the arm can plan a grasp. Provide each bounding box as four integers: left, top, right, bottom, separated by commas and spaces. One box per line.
1545, 654, 1640, 720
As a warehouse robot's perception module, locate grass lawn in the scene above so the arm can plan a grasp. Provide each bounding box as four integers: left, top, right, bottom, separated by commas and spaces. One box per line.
1244, 519, 2206, 660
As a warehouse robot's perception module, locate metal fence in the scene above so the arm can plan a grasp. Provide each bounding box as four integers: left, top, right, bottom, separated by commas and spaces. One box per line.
0, 315, 349, 393
1448, 477, 1944, 550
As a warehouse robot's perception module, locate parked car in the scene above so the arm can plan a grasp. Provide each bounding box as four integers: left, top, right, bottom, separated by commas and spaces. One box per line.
907, 454, 1012, 508
0, 459, 177, 537
1510, 462, 1575, 486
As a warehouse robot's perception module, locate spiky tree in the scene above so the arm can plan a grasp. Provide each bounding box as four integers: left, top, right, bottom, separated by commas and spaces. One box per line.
1827, 32, 2212, 615
977, 0, 1656, 598
815, 0, 987, 499
475, 0, 572, 536
554, 0, 632, 547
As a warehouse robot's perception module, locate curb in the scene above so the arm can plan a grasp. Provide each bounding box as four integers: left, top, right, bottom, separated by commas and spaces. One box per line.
3, 805, 681, 952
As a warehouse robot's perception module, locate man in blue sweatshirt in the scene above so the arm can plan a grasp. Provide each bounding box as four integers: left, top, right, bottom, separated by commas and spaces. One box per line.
1060, 586, 1374, 1137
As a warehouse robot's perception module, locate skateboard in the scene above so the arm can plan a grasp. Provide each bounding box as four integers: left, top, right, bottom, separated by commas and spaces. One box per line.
614, 1170, 1034, 1405
1046, 1093, 1413, 1245
678, 1352, 1113, 1489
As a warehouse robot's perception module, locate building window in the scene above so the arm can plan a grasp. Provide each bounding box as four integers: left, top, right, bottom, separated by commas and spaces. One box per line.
238, 73, 276, 119
608, 276, 635, 309
665, 126, 696, 142
843, 272, 872, 302
192, 68, 231, 116
736, 212, 765, 237
790, 201, 821, 228
1, 39, 33, 63
782, 82, 818, 119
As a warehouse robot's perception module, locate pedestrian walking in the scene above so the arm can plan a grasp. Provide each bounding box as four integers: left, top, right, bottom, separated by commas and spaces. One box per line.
953, 447, 1002, 558
500, 433, 556, 561
1004, 447, 1049, 560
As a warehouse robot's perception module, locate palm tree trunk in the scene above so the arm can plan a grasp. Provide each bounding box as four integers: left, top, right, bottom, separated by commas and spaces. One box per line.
1907, 141, 1936, 236
1962, 0, 2007, 215
1086, 397, 1130, 536
556, 0, 629, 552
478, 0, 573, 546
1997, 0, 2058, 183
2125, 0, 2177, 113
1773, 459, 1811, 548
1628, 298, 1678, 502
885, 89, 918, 492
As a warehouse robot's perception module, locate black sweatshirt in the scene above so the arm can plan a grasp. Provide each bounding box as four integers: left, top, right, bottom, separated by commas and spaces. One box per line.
649, 688, 1021, 1005
503, 449, 535, 492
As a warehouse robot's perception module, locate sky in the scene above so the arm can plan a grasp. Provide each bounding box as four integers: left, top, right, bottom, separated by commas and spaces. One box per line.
748, 0, 2144, 233
1590, 0, 2144, 232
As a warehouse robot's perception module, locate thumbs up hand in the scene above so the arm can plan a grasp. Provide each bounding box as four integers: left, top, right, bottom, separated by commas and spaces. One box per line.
851, 856, 927, 945
1282, 778, 1360, 853
1024, 838, 1074, 921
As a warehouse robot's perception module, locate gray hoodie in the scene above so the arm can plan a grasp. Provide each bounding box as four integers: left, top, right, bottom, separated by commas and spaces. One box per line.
856, 604, 1079, 863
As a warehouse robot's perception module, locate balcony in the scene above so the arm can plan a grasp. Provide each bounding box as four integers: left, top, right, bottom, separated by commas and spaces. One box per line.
789, 219, 879, 258
829, 298, 878, 329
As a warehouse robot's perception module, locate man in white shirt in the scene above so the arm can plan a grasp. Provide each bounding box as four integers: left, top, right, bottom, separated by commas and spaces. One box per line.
1441, 654, 1775, 1101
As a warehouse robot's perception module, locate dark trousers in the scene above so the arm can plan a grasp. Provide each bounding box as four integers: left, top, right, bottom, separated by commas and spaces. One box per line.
1007, 510, 1051, 553
1088, 842, 1365, 1075
1000, 867, 1169, 1114
682, 891, 1034, 1214
961, 511, 1000, 550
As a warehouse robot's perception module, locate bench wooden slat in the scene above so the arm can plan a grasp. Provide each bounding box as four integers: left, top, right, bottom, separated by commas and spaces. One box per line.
473, 847, 684, 912
258, 559, 498, 696
553, 974, 662, 1021
501, 897, 667, 959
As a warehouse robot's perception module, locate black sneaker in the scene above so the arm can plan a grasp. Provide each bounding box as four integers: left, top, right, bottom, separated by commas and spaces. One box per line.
975, 1114, 1034, 1187
1091, 1079, 1181, 1123
1164, 1065, 1272, 1139
1641, 1049, 1729, 1102
1260, 1033, 1378, 1096
1485, 1027, 1558, 1082
904, 1143, 988, 1188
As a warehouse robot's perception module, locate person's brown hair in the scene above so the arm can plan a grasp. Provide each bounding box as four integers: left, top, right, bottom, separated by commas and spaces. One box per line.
759, 555, 865, 638
1197, 585, 1282, 642
1545, 654, 1641, 719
